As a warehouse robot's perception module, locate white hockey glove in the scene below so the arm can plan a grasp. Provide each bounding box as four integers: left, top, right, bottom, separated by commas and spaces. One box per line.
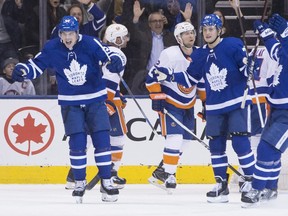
153, 66, 174, 82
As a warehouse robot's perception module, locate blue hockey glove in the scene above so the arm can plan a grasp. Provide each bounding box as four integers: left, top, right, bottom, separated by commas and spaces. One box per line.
269, 13, 288, 38
106, 55, 124, 73
12, 64, 28, 82
253, 20, 274, 41
153, 66, 174, 82
149, 92, 166, 113
120, 94, 127, 109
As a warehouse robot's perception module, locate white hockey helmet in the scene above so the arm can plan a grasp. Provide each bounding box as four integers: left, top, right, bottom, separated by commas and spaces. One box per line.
104, 23, 129, 47
174, 22, 196, 46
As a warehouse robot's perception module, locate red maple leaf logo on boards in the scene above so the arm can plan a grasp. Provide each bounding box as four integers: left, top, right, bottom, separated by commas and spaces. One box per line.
12, 113, 47, 156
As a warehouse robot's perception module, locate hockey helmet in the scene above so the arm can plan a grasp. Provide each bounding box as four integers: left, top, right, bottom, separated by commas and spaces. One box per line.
200, 14, 222, 33
59, 16, 79, 32
174, 21, 196, 38
104, 24, 129, 46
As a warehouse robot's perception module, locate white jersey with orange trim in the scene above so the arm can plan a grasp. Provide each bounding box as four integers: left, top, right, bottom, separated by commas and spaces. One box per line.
102, 46, 126, 106
146, 45, 205, 109
248, 46, 278, 103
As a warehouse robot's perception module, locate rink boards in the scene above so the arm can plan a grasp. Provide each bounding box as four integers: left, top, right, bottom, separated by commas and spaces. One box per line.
0, 97, 238, 184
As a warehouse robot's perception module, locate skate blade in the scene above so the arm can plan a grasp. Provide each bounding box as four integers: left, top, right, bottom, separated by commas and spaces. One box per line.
101, 193, 118, 202
148, 177, 173, 195
241, 201, 260, 208
207, 195, 229, 203
75, 196, 83, 204
65, 182, 75, 190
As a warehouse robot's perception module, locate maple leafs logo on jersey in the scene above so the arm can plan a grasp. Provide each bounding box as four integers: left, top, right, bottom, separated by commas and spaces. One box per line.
64, 59, 87, 86
272, 64, 283, 86
206, 63, 228, 92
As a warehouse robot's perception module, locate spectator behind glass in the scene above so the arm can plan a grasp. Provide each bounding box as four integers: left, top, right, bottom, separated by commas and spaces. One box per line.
0, 57, 35, 95
23, 0, 67, 46
213, 0, 247, 38
0, 0, 25, 66
123, 1, 177, 95
51, 0, 106, 39
163, 0, 195, 32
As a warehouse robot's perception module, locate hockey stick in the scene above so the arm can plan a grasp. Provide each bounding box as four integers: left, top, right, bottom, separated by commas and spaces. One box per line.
164, 109, 246, 180
236, 0, 266, 128
86, 173, 101, 190
119, 75, 158, 136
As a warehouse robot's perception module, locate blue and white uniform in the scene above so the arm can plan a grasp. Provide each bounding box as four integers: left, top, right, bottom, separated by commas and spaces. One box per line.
16, 34, 114, 181
251, 33, 288, 192
184, 37, 255, 181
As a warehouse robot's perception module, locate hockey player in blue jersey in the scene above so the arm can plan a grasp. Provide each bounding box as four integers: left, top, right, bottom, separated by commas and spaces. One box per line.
154, 14, 257, 202
12, 16, 123, 204
241, 14, 288, 208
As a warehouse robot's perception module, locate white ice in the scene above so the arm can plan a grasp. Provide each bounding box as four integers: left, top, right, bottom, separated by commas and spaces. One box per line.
1, 184, 288, 216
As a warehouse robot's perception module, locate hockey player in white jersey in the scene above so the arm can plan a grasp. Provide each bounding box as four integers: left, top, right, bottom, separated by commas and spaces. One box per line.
154, 14, 258, 202
102, 23, 130, 189
146, 21, 206, 193
241, 14, 288, 208
11, 16, 123, 204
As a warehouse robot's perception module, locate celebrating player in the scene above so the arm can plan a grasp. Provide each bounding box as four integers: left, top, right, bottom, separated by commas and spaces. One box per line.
155, 14, 257, 202
241, 13, 288, 208
12, 16, 123, 204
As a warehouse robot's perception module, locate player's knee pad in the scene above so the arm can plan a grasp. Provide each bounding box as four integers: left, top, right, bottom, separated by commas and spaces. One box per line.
165, 134, 183, 151
261, 122, 288, 153
91, 130, 110, 153
69, 132, 87, 152
231, 135, 251, 155
209, 136, 226, 154
257, 139, 281, 162
110, 135, 125, 147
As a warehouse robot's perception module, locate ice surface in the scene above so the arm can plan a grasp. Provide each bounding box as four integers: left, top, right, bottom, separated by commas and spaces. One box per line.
0, 184, 288, 216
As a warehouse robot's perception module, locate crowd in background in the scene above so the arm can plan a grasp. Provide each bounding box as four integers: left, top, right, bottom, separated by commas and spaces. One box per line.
0, 0, 286, 95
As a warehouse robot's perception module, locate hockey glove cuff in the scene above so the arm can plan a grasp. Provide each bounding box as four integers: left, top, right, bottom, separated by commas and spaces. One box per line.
149, 92, 166, 113
153, 66, 174, 82
253, 20, 274, 41
106, 55, 124, 73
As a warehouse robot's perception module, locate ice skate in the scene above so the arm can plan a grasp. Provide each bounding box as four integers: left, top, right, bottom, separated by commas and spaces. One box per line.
241, 188, 262, 208
239, 176, 252, 194
65, 168, 75, 190
100, 178, 119, 202
261, 188, 278, 201
72, 180, 86, 204
148, 167, 176, 194
206, 176, 229, 203
111, 169, 126, 189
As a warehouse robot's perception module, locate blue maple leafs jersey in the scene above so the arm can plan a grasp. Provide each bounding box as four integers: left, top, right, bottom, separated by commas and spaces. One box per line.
22, 34, 111, 105
186, 37, 250, 114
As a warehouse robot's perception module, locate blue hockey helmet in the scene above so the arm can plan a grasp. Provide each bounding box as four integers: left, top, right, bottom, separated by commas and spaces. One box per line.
59, 16, 79, 32
200, 14, 222, 33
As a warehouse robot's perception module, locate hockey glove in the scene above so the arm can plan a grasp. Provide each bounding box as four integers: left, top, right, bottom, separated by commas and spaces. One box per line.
106, 55, 124, 73
197, 100, 206, 122
153, 66, 174, 82
106, 101, 116, 116
149, 92, 166, 113
120, 94, 127, 109
253, 20, 274, 41
12, 64, 28, 82
269, 13, 288, 39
